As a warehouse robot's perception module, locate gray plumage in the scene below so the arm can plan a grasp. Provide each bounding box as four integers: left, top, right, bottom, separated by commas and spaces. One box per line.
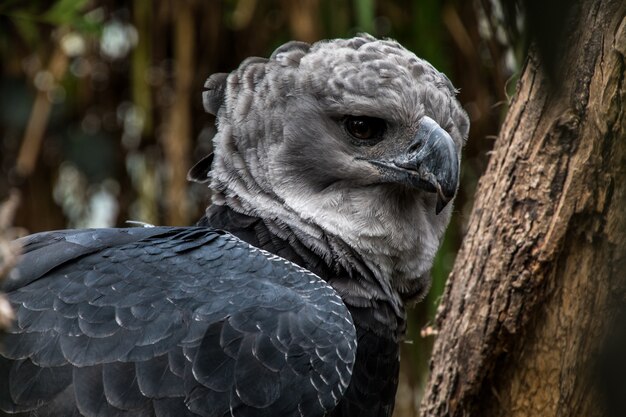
2, 228, 355, 416
1, 34, 468, 417
203, 34, 468, 303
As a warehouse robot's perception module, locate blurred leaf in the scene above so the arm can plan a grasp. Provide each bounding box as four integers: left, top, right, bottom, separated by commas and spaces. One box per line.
0, 0, 101, 47
11, 13, 40, 46
428, 223, 456, 317
321, 0, 350, 37
41, 0, 90, 20
41, 0, 100, 33
353, 0, 375, 33
0, 0, 26, 14
411, 0, 447, 72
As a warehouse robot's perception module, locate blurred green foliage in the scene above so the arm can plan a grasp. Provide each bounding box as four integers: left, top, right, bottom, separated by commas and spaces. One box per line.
353, 0, 375, 33
0, 1, 521, 414
0, 0, 100, 48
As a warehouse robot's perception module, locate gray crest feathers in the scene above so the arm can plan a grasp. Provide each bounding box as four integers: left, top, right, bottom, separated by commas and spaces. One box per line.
270, 41, 311, 66
202, 72, 228, 115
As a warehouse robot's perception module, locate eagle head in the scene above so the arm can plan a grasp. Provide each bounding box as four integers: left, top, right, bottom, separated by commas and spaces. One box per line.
194, 34, 469, 300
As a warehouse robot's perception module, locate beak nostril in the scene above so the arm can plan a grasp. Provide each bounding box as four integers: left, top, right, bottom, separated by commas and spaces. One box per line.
407, 141, 422, 154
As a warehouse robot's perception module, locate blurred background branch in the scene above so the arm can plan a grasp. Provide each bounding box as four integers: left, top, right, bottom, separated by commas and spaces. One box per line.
0, 0, 525, 414
16, 44, 68, 177
162, 0, 194, 225
0, 191, 21, 332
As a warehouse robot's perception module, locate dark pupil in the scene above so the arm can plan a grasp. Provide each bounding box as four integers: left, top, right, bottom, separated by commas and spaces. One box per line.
348, 118, 373, 139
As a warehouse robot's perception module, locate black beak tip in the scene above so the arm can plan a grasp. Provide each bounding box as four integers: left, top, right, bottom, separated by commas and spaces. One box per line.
435, 189, 454, 215
435, 197, 446, 215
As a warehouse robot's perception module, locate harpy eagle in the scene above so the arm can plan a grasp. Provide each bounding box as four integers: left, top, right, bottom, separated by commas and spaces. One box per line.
0, 34, 469, 417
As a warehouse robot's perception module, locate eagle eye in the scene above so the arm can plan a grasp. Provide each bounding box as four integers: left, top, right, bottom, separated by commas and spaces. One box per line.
345, 116, 385, 141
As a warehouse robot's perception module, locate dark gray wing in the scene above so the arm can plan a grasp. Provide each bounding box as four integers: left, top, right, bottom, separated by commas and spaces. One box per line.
0, 227, 356, 417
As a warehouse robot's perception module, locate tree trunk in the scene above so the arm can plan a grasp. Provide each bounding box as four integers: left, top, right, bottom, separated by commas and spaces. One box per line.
419, 1, 626, 416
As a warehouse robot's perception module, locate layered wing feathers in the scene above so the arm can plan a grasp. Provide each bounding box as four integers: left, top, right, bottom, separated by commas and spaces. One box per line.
1, 227, 356, 417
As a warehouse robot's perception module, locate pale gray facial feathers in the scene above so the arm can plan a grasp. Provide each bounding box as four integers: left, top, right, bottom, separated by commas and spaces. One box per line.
200, 34, 469, 299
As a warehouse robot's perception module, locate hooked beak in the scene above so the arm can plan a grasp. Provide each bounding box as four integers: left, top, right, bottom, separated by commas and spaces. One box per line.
370, 116, 459, 214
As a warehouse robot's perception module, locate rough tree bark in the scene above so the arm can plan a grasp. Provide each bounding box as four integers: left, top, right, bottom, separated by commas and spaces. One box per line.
420, 1, 626, 417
